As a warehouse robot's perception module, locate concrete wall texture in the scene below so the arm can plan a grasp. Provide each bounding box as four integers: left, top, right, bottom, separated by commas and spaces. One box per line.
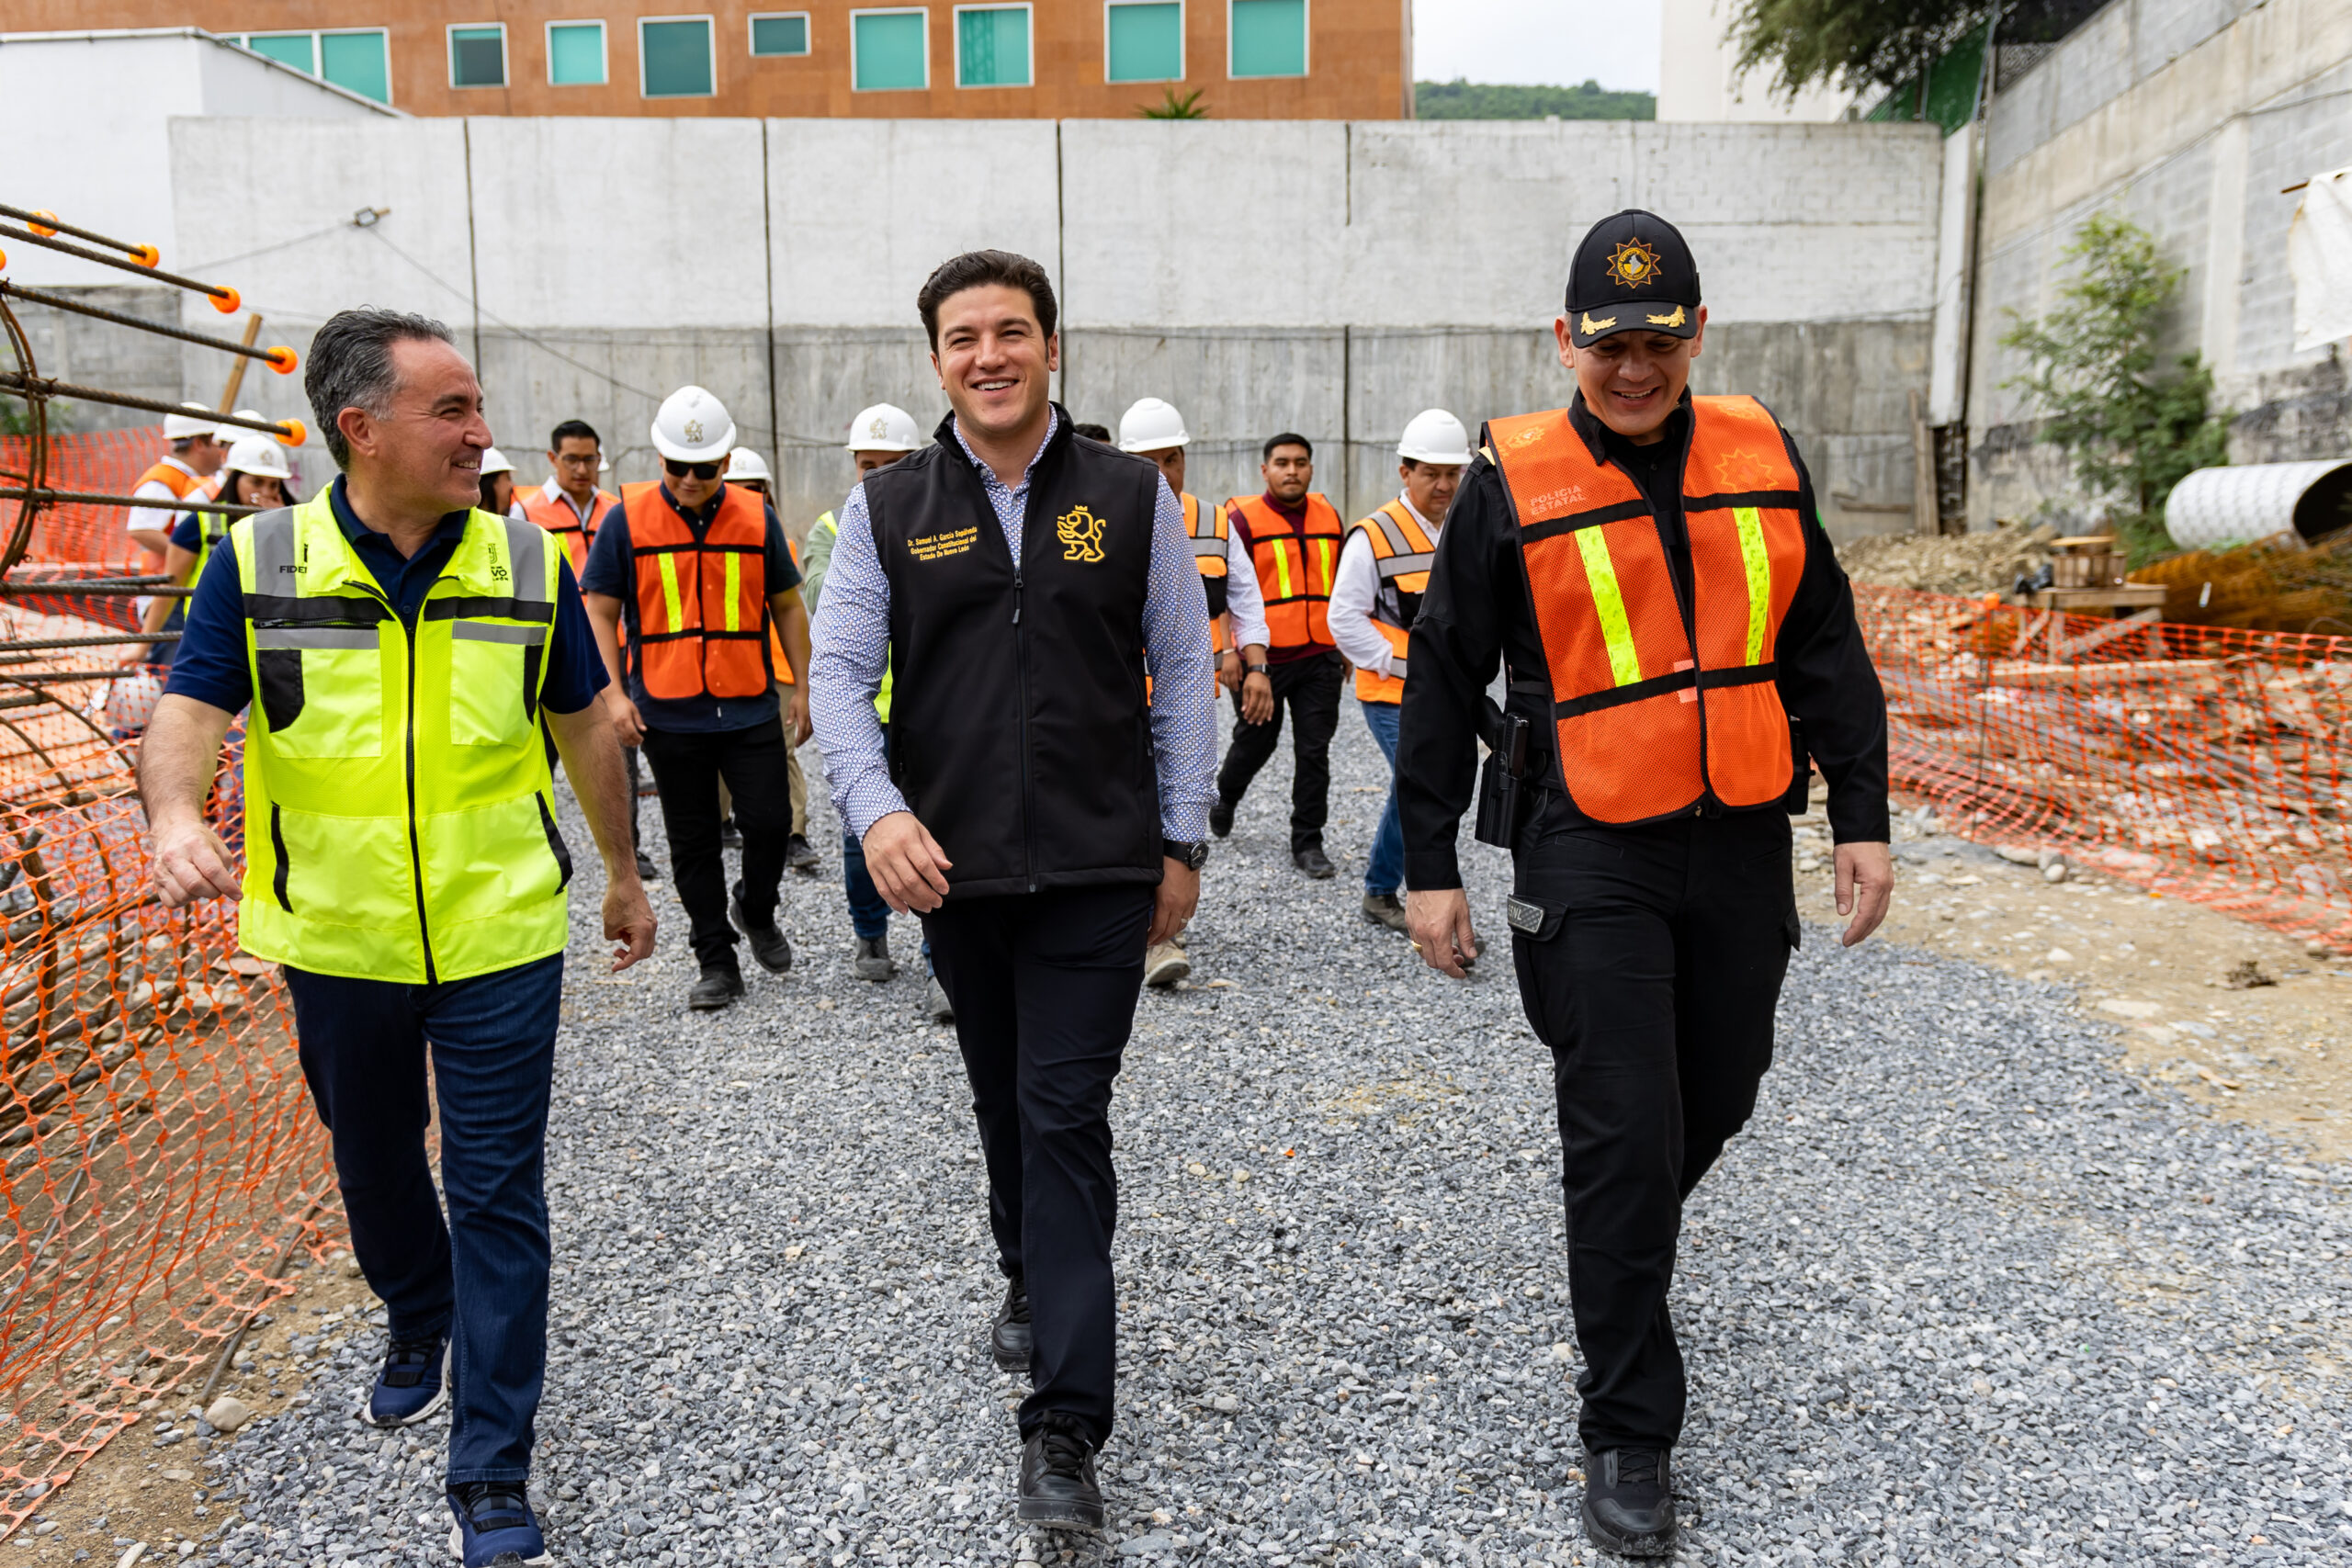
1967, 0, 2352, 529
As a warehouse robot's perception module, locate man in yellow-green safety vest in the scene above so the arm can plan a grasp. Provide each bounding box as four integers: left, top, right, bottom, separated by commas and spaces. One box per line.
137, 309, 654, 1568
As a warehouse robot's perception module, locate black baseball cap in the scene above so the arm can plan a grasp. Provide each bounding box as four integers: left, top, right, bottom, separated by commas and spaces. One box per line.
1566, 209, 1702, 347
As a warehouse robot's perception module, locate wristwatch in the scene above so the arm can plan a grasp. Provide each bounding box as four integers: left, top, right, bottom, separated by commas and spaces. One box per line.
1244, 661, 1272, 675
1163, 838, 1210, 871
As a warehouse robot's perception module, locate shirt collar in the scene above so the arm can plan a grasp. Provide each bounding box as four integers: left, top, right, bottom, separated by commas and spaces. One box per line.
162, 456, 198, 479
1396, 491, 1437, 532
657, 480, 728, 525
541, 475, 603, 522
329, 475, 471, 556
950, 406, 1060, 491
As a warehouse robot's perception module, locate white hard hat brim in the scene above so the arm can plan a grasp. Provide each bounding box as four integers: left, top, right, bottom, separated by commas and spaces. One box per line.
1397, 443, 1475, 465
842, 439, 921, 453
652, 417, 738, 463
1119, 433, 1191, 454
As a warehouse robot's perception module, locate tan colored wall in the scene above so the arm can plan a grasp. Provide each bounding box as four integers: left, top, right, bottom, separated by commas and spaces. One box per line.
29, 1, 1408, 118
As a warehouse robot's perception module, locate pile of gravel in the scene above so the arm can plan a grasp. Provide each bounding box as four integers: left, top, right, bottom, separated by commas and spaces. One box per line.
176, 708, 2349, 1566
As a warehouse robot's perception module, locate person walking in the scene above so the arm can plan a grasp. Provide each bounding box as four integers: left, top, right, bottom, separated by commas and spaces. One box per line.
1115, 396, 1272, 986
809, 250, 1214, 1533
718, 446, 823, 874
1399, 210, 1894, 1558
478, 448, 522, 519
129, 434, 297, 666
1211, 433, 1346, 877
137, 307, 655, 1568
1330, 409, 1469, 933
128, 401, 228, 569
582, 386, 812, 1011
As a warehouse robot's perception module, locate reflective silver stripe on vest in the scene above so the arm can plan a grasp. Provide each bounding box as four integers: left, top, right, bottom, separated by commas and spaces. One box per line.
1386, 655, 1408, 681
1375, 550, 1435, 580
254, 626, 378, 650
1189, 497, 1224, 540
452, 621, 548, 646
249, 507, 299, 587
499, 513, 553, 602
1191, 537, 1227, 560
1363, 506, 1415, 557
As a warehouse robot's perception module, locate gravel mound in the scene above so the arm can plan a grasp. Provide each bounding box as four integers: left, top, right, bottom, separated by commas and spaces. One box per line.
179, 707, 2351, 1566
1836, 525, 2057, 596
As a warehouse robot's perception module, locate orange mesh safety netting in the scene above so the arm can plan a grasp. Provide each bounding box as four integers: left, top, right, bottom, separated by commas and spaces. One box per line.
0, 429, 153, 571
1859, 585, 2352, 950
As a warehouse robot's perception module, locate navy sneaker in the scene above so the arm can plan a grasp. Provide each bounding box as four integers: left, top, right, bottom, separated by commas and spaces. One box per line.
447, 1483, 551, 1567
361, 1333, 448, 1427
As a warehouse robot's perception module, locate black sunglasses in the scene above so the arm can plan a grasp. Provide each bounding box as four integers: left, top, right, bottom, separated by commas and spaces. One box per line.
662, 458, 722, 481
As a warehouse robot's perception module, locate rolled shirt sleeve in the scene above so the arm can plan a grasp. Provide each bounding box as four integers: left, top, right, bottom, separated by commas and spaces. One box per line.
807, 481, 906, 841
1326, 526, 1392, 678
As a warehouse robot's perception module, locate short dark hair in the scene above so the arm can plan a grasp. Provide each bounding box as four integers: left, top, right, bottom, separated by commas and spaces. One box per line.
305, 307, 456, 468
550, 419, 600, 450
1263, 433, 1312, 461
1071, 422, 1112, 443
917, 250, 1057, 350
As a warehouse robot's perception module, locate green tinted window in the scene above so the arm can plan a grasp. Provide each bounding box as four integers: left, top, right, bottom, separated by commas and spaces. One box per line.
247, 33, 317, 73
641, 18, 714, 96
548, 22, 605, 85
449, 26, 505, 88
751, 15, 809, 55
956, 6, 1029, 87
853, 11, 927, 90
1105, 2, 1181, 82
319, 32, 390, 100
1228, 0, 1304, 77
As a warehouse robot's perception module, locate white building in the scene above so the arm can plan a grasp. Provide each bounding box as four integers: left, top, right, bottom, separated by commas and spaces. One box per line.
1656, 0, 1859, 122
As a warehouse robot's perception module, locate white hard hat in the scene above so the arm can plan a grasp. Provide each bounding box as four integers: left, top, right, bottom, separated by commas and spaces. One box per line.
163, 400, 217, 441
480, 447, 514, 476
1118, 397, 1191, 454
725, 446, 773, 483
650, 386, 737, 463
1397, 409, 1473, 466
221, 434, 293, 481
844, 403, 921, 454
213, 408, 265, 446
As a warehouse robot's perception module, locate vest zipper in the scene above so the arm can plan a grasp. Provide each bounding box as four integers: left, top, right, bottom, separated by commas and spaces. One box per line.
397, 600, 437, 984
1012, 565, 1038, 892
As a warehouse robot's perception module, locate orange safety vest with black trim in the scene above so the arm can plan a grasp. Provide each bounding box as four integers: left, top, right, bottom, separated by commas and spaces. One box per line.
623, 483, 773, 702
135, 460, 203, 502
1488, 394, 1807, 825
1347, 498, 1437, 705
764, 536, 801, 687
1185, 493, 1231, 652
520, 485, 616, 577
1229, 492, 1342, 653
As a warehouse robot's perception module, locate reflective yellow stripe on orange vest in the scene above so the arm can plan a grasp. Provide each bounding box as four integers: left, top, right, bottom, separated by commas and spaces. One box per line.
1734, 505, 1771, 665
656, 553, 684, 633
1573, 529, 1644, 689
722, 553, 741, 633
1272, 542, 1295, 601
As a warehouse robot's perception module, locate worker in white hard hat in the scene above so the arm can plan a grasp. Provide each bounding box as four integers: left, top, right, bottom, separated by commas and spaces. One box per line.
582, 386, 813, 1010
129, 401, 231, 571
712, 445, 822, 877
1116, 396, 1272, 988
478, 448, 522, 519
129, 434, 298, 669
1330, 409, 1470, 933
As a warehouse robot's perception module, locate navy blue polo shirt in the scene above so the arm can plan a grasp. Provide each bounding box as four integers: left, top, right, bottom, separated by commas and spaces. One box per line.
164, 476, 607, 717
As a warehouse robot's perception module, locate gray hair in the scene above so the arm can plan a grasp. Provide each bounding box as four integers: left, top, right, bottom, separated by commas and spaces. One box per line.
303, 308, 456, 468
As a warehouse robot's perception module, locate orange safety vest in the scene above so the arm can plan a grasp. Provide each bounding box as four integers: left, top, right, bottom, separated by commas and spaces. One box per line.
1489, 395, 1807, 825
1347, 498, 1437, 705
764, 536, 801, 687
624, 483, 773, 702
134, 460, 203, 502
521, 484, 616, 577
1229, 492, 1342, 653
1185, 493, 1231, 652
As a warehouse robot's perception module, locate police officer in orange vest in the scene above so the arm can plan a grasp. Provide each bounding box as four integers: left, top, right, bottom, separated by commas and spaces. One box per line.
1398, 211, 1894, 1559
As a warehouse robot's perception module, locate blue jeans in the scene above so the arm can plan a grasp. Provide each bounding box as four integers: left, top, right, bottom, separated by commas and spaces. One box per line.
1361, 698, 1404, 897
842, 829, 892, 942
283, 953, 562, 1488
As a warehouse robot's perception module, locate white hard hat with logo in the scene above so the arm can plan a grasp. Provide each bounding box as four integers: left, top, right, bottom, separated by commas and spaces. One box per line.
1118, 398, 1191, 454
651, 386, 737, 464
163, 400, 218, 441
844, 403, 921, 454
221, 434, 293, 481
725, 446, 773, 484
1397, 409, 1473, 466
213, 409, 266, 446
480, 447, 515, 476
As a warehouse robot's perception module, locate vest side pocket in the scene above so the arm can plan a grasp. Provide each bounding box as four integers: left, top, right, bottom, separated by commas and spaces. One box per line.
257, 650, 305, 734
535, 793, 575, 889
447, 623, 540, 746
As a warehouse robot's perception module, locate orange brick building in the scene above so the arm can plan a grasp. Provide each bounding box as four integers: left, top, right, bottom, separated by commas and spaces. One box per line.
32, 1, 1413, 118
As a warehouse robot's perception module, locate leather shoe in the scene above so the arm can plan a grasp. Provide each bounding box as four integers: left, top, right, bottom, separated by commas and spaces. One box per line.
1017, 1418, 1103, 1531
1208, 798, 1234, 838
729, 885, 794, 974
853, 935, 896, 981
990, 1275, 1032, 1374
687, 965, 744, 1010
1581, 1447, 1676, 1557
633, 848, 661, 883
1293, 845, 1335, 879
1362, 891, 1408, 931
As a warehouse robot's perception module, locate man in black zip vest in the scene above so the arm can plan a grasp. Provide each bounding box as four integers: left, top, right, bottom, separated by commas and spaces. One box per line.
808, 250, 1217, 1534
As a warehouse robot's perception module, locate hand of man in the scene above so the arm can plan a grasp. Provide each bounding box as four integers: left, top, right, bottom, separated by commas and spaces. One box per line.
863, 810, 954, 913
1217, 650, 1242, 694
1835, 840, 1894, 947
786, 687, 812, 747
1240, 671, 1274, 726
604, 874, 658, 971
1149, 858, 1199, 946
149, 814, 243, 908
606, 689, 645, 747
1406, 887, 1479, 978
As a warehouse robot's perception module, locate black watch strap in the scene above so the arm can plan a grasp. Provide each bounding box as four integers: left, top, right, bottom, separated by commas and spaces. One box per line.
1163, 838, 1210, 871
1245, 661, 1272, 675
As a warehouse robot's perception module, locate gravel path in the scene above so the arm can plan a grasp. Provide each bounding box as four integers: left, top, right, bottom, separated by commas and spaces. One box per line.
173, 703, 2352, 1567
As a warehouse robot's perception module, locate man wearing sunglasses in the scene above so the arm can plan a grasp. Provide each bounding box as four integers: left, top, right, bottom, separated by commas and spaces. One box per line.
582, 386, 813, 1010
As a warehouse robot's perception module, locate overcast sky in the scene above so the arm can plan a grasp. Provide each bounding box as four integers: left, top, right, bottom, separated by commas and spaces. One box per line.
1414, 0, 1665, 93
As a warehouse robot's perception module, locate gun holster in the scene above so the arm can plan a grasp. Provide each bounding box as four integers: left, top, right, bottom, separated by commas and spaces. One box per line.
1474, 697, 1533, 850
1781, 717, 1814, 813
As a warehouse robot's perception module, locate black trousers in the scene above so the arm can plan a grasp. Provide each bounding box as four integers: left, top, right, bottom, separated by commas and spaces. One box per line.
1508, 804, 1796, 1454
639, 716, 795, 969
1215, 649, 1343, 852
923, 883, 1152, 1450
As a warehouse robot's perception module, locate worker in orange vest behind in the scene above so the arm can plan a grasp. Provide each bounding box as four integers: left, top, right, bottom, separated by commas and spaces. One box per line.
1210, 433, 1345, 879
129, 402, 228, 575
1397, 209, 1895, 1559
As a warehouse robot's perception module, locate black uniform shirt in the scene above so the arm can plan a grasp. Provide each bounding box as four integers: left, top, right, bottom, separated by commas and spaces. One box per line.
1397, 389, 1891, 892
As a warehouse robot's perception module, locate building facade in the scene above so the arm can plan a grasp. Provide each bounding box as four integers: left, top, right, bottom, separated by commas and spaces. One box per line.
20, 0, 1410, 118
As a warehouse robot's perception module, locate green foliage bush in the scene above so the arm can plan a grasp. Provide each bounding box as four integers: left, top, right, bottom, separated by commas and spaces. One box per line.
1412, 80, 1654, 120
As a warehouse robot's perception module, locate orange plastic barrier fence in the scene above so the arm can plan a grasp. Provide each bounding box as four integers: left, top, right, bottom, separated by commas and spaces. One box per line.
1859, 585, 2352, 951
0, 429, 154, 570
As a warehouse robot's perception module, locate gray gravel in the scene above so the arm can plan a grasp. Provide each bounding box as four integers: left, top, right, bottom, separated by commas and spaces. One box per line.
163, 703, 2352, 1566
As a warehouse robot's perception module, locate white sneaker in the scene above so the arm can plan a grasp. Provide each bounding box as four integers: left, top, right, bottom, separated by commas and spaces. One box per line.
1143, 941, 1191, 987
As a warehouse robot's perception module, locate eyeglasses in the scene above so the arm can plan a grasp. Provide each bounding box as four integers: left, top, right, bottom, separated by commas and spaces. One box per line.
662, 458, 721, 481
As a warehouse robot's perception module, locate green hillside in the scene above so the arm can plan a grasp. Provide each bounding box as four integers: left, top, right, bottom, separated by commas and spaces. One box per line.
1413, 79, 1657, 119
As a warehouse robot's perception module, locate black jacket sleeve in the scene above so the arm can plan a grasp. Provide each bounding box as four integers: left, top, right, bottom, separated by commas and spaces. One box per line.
1776, 438, 1891, 845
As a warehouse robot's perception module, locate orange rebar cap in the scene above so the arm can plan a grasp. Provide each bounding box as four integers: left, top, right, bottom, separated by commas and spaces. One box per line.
28, 211, 58, 237
264, 346, 300, 376
209, 287, 241, 315
130, 244, 161, 268
277, 418, 307, 447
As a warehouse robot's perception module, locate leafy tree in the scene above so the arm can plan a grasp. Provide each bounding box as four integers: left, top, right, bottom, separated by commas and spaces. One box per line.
1729, 0, 1984, 98
2000, 212, 2230, 560
1412, 79, 1654, 120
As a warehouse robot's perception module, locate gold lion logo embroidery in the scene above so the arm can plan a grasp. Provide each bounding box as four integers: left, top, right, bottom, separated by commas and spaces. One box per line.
1608, 238, 1664, 289
1057, 504, 1106, 563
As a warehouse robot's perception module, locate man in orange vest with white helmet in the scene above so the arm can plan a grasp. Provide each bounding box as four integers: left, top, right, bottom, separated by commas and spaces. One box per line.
1329, 408, 1468, 935
1398, 210, 1894, 1559
520, 420, 619, 578
129, 402, 229, 570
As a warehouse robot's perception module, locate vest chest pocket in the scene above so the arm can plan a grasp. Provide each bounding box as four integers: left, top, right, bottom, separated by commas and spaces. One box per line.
448, 621, 546, 746
253, 626, 383, 759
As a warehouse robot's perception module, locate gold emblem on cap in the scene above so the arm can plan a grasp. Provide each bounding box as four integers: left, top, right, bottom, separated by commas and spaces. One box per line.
1646, 305, 1687, 328
1607, 238, 1664, 290
1577, 311, 1618, 338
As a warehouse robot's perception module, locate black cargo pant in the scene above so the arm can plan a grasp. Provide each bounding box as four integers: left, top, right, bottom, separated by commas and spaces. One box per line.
1215, 649, 1343, 852
924, 883, 1153, 1450
639, 716, 795, 970
1508, 802, 1798, 1454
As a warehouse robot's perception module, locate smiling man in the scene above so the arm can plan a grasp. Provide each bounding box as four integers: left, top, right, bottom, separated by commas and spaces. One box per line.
1396, 210, 1894, 1558
808, 250, 1216, 1534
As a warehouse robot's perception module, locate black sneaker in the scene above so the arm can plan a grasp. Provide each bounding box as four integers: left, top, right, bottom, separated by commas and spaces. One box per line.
1580, 1447, 1676, 1558
1208, 798, 1234, 838
729, 885, 794, 974
687, 964, 744, 1010
1293, 845, 1335, 879
786, 832, 821, 872
634, 849, 661, 883
718, 817, 743, 851
1017, 1420, 1103, 1532
990, 1275, 1033, 1374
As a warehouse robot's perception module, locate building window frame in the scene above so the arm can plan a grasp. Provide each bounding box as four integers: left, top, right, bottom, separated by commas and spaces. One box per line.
317, 28, 392, 102
1227, 0, 1306, 79
638, 13, 718, 97
849, 7, 931, 92
1102, 0, 1182, 84
953, 3, 1033, 89
545, 18, 609, 85
447, 21, 509, 89
243, 30, 319, 73
748, 11, 813, 56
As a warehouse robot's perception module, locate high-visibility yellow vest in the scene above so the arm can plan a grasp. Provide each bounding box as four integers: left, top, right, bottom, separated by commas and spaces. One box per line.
233, 491, 571, 984
808, 509, 893, 726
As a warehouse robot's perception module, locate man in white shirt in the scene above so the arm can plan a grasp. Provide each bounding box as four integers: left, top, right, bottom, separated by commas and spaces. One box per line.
130, 403, 230, 568
1329, 410, 1470, 931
